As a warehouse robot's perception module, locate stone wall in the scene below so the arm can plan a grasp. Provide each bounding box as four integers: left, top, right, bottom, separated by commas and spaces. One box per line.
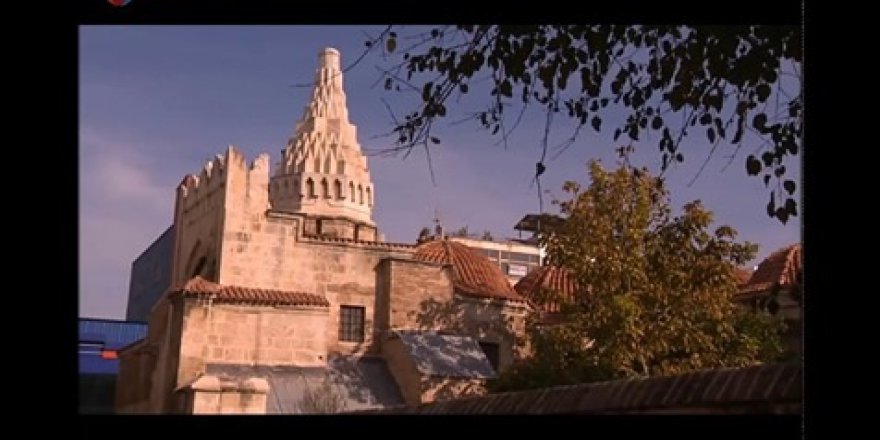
184, 375, 269, 415
115, 340, 155, 414
453, 296, 530, 372
380, 336, 422, 406
116, 294, 186, 414
175, 301, 330, 389
377, 258, 455, 332
380, 336, 487, 407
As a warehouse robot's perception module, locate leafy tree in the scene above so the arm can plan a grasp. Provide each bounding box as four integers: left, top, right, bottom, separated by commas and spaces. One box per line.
418, 226, 432, 242
481, 230, 494, 241
367, 25, 801, 224
490, 148, 787, 392
451, 225, 471, 237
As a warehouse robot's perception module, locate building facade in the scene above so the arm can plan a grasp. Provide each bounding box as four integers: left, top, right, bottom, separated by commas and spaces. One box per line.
115, 48, 531, 414
448, 236, 542, 285
79, 318, 148, 413
127, 225, 174, 322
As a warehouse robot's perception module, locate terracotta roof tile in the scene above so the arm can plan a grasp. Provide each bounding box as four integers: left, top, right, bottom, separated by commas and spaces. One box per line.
737, 244, 802, 297
514, 265, 581, 313
733, 267, 754, 286
171, 276, 329, 307
413, 239, 526, 302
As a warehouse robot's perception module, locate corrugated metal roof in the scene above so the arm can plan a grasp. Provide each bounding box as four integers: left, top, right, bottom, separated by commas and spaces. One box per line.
78, 319, 147, 347
203, 354, 404, 413
394, 330, 496, 379
79, 319, 147, 376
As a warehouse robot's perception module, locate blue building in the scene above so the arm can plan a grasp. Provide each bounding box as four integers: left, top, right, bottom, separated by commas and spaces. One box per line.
79, 318, 147, 413
126, 225, 174, 322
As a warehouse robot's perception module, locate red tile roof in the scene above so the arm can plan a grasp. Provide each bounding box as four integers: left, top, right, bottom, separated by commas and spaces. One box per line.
170, 276, 329, 307
737, 244, 802, 297
413, 239, 527, 302
733, 266, 754, 286
514, 265, 581, 313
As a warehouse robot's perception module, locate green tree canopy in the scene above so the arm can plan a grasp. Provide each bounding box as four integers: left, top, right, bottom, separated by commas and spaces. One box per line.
368, 25, 801, 224
490, 149, 787, 392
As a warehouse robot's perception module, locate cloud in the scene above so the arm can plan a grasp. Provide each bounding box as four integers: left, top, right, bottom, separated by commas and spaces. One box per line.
80, 128, 176, 319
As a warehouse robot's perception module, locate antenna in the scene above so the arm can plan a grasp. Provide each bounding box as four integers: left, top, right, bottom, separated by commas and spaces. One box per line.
433, 208, 443, 238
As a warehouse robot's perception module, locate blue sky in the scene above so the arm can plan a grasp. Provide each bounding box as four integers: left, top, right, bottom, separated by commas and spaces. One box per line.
79, 26, 801, 319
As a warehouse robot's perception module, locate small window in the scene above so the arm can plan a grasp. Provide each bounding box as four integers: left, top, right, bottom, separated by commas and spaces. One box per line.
479, 341, 500, 372
339, 305, 365, 343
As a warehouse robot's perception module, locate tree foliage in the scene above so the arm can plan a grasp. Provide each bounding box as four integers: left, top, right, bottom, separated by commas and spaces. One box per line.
369, 25, 801, 224
489, 150, 787, 392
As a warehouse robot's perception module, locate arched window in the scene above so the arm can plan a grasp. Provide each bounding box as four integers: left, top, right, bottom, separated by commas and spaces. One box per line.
337, 160, 345, 175
366, 187, 372, 207
358, 184, 364, 204
306, 178, 315, 198
292, 178, 299, 194
314, 157, 321, 173
321, 178, 329, 198
324, 156, 331, 174
349, 182, 355, 201
334, 179, 343, 199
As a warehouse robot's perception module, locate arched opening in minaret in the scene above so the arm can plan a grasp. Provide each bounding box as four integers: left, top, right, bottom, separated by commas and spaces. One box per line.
292, 178, 299, 196
321, 178, 329, 198
334, 179, 342, 199
358, 184, 364, 205
349, 182, 355, 201
366, 187, 372, 207
306, 178, 315, 198
337, 160, 345, 175
324, 156, 331, 174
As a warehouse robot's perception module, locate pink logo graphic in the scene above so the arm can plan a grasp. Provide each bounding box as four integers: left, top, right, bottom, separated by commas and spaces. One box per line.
108, 0, 131, 6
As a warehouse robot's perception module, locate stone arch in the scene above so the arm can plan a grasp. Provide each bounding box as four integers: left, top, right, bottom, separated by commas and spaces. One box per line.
358, 184, 364, 204
306, 178, 315, 198
324, 156, 331, 174
334, 179, 343, 199
366, 186, 372, 207
349, 181, 355, 201
321, 178, 329, 198
337, 160, 345, 175
184, 240, 216, 281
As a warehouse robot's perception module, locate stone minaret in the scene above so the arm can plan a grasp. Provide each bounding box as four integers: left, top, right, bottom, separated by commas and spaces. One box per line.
270, 48, 375, 227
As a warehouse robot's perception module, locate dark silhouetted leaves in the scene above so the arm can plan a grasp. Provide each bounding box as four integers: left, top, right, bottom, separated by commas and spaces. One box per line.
746, 155, 762, 175
652, 116, 663, 130
753, 113, 768, 130
374, 25, 801, 226
783, 180, 796, 195
756, 83, 771, 102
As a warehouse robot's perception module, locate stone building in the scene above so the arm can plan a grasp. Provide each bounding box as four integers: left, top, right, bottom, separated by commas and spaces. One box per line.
115, 48, 531, 414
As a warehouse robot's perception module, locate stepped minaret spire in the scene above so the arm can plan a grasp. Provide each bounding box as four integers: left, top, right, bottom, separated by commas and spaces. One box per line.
270, 48, 375, 227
